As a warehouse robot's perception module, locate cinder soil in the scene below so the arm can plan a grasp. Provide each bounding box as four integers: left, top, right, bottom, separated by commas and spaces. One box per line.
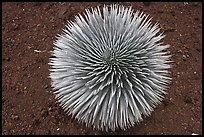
2, 2, 202, 135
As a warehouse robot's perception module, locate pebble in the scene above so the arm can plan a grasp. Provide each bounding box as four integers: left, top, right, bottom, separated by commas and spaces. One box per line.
182, 55, 187, 61
4, 57, 10, 61
37, 24, 41, 27
40, 109, 48, 118
44, 85, 49, 89
177, 50, 182, 53
48, 107, 52, 111
177, 73, 180, 78
28, 46, 32, 49
186, 54, 190, 58
11, 115, 19, 120
13, 24, 19, 30
184, 2, 188, 5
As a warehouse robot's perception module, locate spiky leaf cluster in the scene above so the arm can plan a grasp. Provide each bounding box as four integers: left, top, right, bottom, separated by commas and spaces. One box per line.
49, 4, 171, 131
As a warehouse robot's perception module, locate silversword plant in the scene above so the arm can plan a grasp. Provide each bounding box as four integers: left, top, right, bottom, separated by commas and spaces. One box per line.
49, 4, 172, 131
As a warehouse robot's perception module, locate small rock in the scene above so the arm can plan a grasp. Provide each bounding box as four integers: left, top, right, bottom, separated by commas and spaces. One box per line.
28, 46, 32, 49
11, 115, 19, 120
14, 16, 19, 20
48, 107, 52, 111
6, 57, 11, 61
186, 54, 190, 58
13, 24, 19, 30
182, 55, 186, 61
183, 45, 189, 50
177, 50, 182, 53
44, 85, 49, 89
177, 73, 180, 78
37, 24, 41, 27
52, 24, 57, 28
40, 110, 48, 118
184, 2, 188, 5
3, 57, 10, 61
17, 52, 21, 56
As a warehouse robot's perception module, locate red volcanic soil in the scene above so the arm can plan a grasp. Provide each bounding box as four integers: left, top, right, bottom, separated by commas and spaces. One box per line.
2, 2, 202, 135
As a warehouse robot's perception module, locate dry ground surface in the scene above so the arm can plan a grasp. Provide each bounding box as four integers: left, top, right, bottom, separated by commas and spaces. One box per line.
2, 2, 202, 135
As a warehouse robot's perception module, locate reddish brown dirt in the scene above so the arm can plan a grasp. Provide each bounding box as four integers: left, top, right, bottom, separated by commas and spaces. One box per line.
2, 2, 202, 135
